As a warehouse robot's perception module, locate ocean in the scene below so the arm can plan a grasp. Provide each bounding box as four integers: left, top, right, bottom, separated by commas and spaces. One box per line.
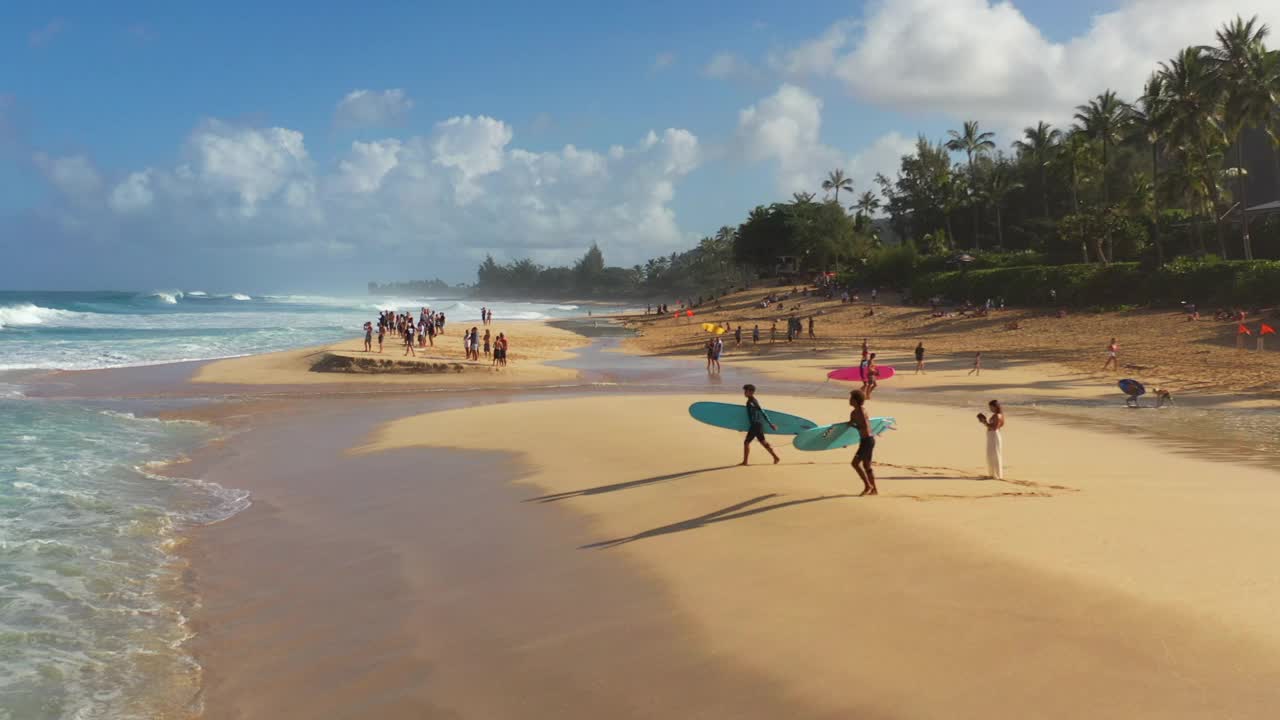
0, 290, 594, 718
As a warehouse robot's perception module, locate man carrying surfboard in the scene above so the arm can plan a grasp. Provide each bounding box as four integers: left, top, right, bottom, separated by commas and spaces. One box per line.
848, 390, 876, 495
740, 384, 780, 466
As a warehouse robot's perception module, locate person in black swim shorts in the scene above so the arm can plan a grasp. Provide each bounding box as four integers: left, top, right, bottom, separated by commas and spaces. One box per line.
848, 389, 876, 495
740, 384, 780, 466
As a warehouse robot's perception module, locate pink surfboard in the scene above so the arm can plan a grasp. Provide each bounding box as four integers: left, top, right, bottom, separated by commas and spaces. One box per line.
827, 365, 896, 382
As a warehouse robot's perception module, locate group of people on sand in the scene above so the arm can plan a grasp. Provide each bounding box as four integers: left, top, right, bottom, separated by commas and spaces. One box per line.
361, 308, 511, 367
740, 383, 1007, 496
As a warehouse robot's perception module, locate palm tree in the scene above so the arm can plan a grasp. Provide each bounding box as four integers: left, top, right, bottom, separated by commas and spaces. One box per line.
851, 191, 880, 222
1058, 131, 1095, 263
985, 162, 1024, 250
822, 169, 854, 203
946, 121, 996, 249
791, 191, 817, 205
1210, 15, 1276, 260
1012, 121, 1061, 219
1074, 90, 1132, 263
1159, 46, 1229, 258
1131, 73, 1169, 266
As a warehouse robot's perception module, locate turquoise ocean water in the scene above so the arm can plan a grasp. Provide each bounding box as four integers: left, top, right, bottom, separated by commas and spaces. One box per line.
0, 290, 590, 718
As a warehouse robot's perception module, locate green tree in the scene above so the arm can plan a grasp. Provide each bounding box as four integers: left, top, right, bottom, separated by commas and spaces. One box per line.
1012, 121, 1061, 219
946, 120, 997, 249
1210, 15, 1277, 259
851, 190, 881, 230
1074, 90, 1132, 263
985, 161, 1024, 250
1159, 46, 1229, 258
1131, 73, 1170, 265
821, 169, 854, 203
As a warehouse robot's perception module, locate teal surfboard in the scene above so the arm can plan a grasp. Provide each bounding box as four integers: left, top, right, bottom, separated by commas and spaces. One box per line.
793, 417, 896, 451
688, 402, 817, 435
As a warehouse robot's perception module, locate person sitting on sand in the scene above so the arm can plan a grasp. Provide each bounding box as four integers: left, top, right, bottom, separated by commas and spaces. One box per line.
740, 384, 780, 466
977, 400, 1005, 480
848, 389, 877, 495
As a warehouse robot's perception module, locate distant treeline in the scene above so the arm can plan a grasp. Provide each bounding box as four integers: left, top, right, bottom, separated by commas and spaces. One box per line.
367, 279, 459, 295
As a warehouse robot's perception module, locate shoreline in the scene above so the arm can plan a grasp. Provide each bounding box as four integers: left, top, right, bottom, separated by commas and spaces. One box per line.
15, 307, 1280, 718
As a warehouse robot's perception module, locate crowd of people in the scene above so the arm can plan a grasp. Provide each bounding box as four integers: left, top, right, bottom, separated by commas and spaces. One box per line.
361, 306, 511, 367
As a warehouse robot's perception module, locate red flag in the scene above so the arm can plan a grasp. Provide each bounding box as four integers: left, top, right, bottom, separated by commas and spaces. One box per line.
1238, 324, 1252, 336
1262, 324, 1277, 336
686, 310, 694, 317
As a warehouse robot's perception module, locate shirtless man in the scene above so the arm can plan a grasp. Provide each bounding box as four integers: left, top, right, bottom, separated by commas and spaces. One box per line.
848, 390, 877, 495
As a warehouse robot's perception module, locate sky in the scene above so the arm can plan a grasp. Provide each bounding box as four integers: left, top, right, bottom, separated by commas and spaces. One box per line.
3, 0, 1277, 292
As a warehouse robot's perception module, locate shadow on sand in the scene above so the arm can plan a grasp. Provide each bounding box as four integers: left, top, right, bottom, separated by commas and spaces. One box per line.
527, 465, 740, 504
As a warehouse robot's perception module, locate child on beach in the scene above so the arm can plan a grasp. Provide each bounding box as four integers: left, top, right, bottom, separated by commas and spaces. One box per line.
914, 342, 925, 374
1103, 338, 1119, 371
848, 390, 877, 495
740, 384, 780, 466
969, 352, 982, 376
977, 400, 1005, 479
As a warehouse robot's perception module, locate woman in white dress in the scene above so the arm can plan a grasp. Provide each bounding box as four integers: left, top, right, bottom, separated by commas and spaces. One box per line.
977, 400, 1005, 479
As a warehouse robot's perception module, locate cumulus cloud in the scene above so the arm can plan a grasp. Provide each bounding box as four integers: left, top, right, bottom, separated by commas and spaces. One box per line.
736, 84, 912, 205
782, 0, 1280, 133
333, 89, 414, 129
31, 113, 702, 277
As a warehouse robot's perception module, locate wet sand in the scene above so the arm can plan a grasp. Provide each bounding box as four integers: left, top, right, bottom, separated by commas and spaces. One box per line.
180, 395, 838, 719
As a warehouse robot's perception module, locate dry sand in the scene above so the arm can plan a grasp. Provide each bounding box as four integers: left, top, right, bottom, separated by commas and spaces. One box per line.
620, 288, 1280, 398
358, 392, 1280, 718
193, 319, 587, 387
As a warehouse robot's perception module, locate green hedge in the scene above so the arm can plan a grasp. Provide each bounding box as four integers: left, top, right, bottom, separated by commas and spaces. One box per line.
909, 259, 1280, 307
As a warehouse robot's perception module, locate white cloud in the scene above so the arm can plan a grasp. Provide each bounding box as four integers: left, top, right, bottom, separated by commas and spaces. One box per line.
737, 84, 841, 194
704, 52, 756, 80
31, 114, 702, 271
652, 51, 677, 71
33, 153, 102, 202
333, 89, 414, 129
784, 0, 1280, 134
186, 121, 312, 216
736, 84, 913, 205
109, 170, 155, 212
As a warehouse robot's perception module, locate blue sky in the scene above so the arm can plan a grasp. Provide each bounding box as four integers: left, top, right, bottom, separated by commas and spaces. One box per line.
2, 0, 1272, 291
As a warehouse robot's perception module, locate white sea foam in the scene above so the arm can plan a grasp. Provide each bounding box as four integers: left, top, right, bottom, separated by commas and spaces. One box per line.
186, 291, 208, 297
0, 303, 81, 329
150, 291, 184, 304
229, 293, 252, 301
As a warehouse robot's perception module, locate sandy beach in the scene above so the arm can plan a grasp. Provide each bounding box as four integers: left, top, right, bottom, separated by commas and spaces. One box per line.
34, 311, 1277, 718
620, 288, 1280, 399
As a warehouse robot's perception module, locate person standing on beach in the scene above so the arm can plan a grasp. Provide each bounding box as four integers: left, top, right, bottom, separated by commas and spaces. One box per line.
861, 338, 869, 364
1103, 338, 1119, 371
968, 352, 982, 376
864, 353, 879, 399
752, 325, 760, 344
808, 316, 815, 340
914, 342, 925, 374
740, 384, 780, 466
705, 338, 716, 372
712, 336, 723, 373
848, 389, 877, 495
363, 322, 373, 352
977, 400, 1005, 479
483, 329, 492, 359
404, 321, 416, 357
770, 321, 778, 343
377, 322, 385, 353
734, 325, 742, 347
